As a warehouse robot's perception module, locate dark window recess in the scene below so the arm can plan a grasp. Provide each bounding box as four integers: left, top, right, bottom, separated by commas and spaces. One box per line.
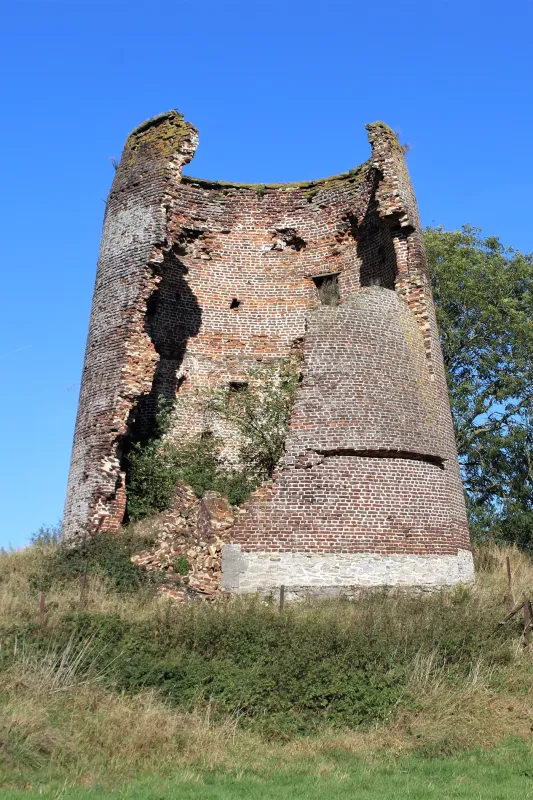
230, 298, 241, 309
312, 273, 340, 306
229, 381, 248, 393
228, 381, 248, 406
175, 291, 182, 303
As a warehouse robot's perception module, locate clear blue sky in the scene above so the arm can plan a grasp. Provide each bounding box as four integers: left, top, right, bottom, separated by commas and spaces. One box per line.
1, 0, 532, 548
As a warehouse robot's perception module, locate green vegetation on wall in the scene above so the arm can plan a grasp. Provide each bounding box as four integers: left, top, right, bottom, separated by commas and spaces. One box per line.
125, 355, 301, 522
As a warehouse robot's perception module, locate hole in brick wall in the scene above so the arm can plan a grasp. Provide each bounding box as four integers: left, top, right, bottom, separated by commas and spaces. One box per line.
229, 380, 248, 393
228, 380, 248, 406
230, 298, 241, 309
175, 291, 182, 303
271, 228, 307, 252
173, 227, 205, 256
312, 274, 340, 306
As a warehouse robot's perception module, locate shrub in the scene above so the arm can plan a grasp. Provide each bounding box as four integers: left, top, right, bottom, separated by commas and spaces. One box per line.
9, 590, 515, 737
30, 521, 62, 546
29, 528, 156, 595
173, 556, 190, 576
126, 432, 255, 521
125, 355, 301, 522
208, 353, 301, 483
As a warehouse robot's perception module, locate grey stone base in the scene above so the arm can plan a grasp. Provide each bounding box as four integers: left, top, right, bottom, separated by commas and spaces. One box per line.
221, 546, 475, 597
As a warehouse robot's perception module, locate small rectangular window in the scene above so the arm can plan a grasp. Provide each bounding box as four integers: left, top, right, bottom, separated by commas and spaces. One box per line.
312, 273, 340, 306
227, 381, 248, 406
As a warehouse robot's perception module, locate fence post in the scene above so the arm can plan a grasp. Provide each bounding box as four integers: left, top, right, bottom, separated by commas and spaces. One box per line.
39, 593, 46, 625
79, 570, 88, 609
279, 584, 285, 612
524, 598, 532, 648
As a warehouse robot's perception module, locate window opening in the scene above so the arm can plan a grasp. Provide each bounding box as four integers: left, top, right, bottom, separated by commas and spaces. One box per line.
229, 380, 248, 393
312, 273, 340, 306
228, 380, 248, 406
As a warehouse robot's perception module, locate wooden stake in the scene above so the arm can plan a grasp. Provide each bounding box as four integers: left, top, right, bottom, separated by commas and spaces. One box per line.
39, 593, 46, 625
79, 570, 88, 609
279, 584, 285, 612
524, 599, 532, 647
506, 556, 512, 591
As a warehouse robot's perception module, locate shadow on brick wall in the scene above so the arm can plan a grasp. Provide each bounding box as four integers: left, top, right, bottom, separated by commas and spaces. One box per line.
118, 248, 202, 492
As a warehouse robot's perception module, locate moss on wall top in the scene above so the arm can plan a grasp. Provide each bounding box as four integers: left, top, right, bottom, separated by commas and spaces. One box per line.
115, 113, 403, 193
366, 121, 407, 156
120, 110, 198, 168
180, 161, 372, 197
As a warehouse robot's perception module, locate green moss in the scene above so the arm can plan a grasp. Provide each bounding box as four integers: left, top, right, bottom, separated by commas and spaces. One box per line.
366, 121, 406, 156
181, 160, 371, 197
365, 120, 398, 138
119, 110, 196, 170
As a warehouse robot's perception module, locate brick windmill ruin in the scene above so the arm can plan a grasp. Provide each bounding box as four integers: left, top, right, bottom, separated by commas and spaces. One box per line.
63, 111, 474, 594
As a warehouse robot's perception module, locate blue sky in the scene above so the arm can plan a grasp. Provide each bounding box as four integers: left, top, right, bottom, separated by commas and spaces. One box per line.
1, 0, 532, 548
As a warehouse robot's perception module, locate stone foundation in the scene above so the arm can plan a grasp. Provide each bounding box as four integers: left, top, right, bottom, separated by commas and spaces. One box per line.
221, 545, 475, 595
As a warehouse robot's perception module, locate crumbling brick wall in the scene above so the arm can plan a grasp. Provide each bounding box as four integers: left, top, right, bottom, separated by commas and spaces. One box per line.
63, 111, 473, 591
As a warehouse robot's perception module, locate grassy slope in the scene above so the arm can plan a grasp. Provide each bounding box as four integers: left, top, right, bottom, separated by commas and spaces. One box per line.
3, 743, 533, 799
1, 541, 533, 796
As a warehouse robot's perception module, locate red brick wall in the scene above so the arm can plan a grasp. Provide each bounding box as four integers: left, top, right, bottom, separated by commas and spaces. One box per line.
231, 288, 470, 556
63, 112, 470, 562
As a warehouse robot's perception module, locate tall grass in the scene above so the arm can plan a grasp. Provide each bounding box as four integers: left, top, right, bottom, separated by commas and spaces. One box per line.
1, 540, 533, 788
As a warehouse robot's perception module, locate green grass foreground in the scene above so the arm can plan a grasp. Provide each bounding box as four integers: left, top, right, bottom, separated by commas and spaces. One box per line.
3, 742, 533, 799
1, 537, 533, 796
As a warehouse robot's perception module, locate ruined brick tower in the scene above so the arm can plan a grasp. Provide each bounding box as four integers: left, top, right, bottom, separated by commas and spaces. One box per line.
63, 110, 474, 592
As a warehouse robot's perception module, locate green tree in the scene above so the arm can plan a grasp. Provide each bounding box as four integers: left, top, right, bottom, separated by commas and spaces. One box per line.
424, 225, 533, 545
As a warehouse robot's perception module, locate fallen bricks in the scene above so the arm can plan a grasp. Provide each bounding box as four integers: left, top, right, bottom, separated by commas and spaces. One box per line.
131, 482, 242, 602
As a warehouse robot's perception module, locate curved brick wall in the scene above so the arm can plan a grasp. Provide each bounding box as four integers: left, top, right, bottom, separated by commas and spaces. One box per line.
227, 287, 471, 590
63, 110, 473, 591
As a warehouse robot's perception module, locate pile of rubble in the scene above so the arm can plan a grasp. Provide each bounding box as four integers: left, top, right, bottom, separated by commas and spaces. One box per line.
131, 482, 240, 602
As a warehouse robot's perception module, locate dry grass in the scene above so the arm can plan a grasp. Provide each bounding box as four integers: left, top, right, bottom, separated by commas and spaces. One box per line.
0, 545, 163, 627
1, 540, 533, 786
0, 653, 264, 781
473, 543, 533, 605
2, 539, 532, 627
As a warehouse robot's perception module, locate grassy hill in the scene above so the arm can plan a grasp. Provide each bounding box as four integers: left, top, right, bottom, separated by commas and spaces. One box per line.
1, 537, 533, 797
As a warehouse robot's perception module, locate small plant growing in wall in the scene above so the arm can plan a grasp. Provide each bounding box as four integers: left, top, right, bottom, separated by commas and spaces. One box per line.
172, 555, 191, 575
208, 352, 302, 483
125, 354, 301, 521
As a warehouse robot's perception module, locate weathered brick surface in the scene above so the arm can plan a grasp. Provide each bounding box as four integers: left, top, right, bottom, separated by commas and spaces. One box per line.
63, 112, 198, 537
63, 111, 473, 590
